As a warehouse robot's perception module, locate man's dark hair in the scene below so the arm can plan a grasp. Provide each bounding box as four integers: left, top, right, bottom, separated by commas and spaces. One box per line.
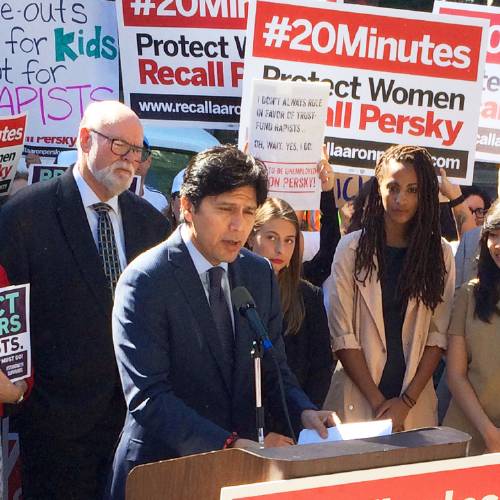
461, 185, 492, 211
181, 145, 268, 208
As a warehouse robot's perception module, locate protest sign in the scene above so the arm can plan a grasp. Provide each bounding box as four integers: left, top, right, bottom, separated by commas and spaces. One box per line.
0, 114, 26, 197
0, 284, 30, 383
240, 0, 489, 184
241, 79, 329, 209
334, 172, 370, 208
0, 1, 119, 159
434, 1, 500, 164
28, 163, 68, 184
115, 0, 246, 129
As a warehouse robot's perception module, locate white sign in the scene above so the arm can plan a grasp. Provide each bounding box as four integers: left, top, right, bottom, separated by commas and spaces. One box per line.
241, 0, 489, 184
241, 80, 329, 209
115, 0, 246, 129
0, 1, 119, 159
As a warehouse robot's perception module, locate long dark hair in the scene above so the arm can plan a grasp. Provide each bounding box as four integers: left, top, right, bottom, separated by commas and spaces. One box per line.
251, 198, 305, 335
474, 199, 500, 322
347, 178, 374, 234
354, 145, 445, 311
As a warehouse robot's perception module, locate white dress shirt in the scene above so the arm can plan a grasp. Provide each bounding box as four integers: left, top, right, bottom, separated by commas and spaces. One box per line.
73, 166, 127, 271
180, 223, 235, 330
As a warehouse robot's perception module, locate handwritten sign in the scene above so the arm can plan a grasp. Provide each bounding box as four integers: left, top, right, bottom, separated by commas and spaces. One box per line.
0, 1, 119, 159
241, 80, 329, 209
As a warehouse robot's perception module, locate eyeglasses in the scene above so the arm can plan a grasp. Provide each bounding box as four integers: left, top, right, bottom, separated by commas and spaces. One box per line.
90, 129, 151, 162
470, 207, 487, 216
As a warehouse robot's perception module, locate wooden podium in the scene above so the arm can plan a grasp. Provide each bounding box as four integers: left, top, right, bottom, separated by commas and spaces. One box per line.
126, 427, 470, 500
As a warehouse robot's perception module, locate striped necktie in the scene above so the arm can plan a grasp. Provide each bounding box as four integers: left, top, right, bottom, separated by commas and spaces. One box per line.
92, 202, 122, 296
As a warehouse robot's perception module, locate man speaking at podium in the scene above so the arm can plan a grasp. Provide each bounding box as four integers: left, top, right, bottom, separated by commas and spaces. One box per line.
106, 145, 335, 499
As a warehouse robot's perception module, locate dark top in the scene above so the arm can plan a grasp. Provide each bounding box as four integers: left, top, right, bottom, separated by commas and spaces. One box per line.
378, 245, 408, 399
267, 279, 334, 436
284, 280, 335, 407
302, 189, 341, 287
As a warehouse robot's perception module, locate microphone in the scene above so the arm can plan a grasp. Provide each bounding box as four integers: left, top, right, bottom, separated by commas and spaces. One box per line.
231, 286, 273, 351
232, 285, 297, 443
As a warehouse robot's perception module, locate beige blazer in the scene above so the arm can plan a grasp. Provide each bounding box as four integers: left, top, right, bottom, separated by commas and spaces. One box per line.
323, 230, 455, 429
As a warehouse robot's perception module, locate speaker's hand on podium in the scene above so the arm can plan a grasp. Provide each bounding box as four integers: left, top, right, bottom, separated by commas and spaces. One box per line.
301, 410, 339, 439
264, 432, 294, 448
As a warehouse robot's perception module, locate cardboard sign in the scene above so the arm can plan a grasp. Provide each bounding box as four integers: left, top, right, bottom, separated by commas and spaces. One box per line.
116, 0, 246, 129
0, 114, 26, 196
240, 0, 489, 184
241, 80, 329, 209
334, 172, 370, 208
0, 284, 30, 383
0, 1, 119, 159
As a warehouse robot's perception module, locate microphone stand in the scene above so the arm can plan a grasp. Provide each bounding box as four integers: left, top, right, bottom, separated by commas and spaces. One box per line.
251, 340, 265, 449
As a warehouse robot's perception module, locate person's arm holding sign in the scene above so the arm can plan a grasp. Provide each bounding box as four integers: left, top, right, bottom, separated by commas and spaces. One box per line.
0, 371, 27, 405
302, 145, 341, 286
0, 265, 28, 407
439, 168, 475, 237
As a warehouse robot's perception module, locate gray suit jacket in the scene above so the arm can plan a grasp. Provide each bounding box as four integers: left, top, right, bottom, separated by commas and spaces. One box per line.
455, 226, 481, 287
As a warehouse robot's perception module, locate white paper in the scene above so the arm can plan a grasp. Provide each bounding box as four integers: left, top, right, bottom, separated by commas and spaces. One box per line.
298, 419, 392, 445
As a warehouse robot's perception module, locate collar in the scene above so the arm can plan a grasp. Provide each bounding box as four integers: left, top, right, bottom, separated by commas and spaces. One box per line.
73, 164, 120, 214
180, 223, 228, 275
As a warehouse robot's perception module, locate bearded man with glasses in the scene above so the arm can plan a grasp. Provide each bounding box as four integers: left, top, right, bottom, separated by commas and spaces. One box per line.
0, 100, 169, 499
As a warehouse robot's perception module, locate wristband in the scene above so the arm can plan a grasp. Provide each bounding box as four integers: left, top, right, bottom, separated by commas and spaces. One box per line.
404, 392, 416, 406
449, 194, 465, 208
401, 392, 416, 409
401, 395, 412, 409
15, 392, 24, 404
223, 432, 239, 449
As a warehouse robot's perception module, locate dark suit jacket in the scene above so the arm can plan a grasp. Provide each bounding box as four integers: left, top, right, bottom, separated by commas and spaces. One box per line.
284, 280, 334, 408
107, 228, 314, 500
0, 168, 170, 443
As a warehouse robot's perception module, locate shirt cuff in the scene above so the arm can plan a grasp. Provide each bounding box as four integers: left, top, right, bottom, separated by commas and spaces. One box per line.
332, 333, 361, 351
426, 331, 447, 350
223, 432, 239, 449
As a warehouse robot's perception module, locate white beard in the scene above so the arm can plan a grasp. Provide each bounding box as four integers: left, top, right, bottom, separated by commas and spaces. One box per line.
88, 160, 134, 197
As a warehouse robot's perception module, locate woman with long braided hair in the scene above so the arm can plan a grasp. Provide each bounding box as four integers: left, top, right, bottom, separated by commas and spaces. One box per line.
323, 145, 455, 431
